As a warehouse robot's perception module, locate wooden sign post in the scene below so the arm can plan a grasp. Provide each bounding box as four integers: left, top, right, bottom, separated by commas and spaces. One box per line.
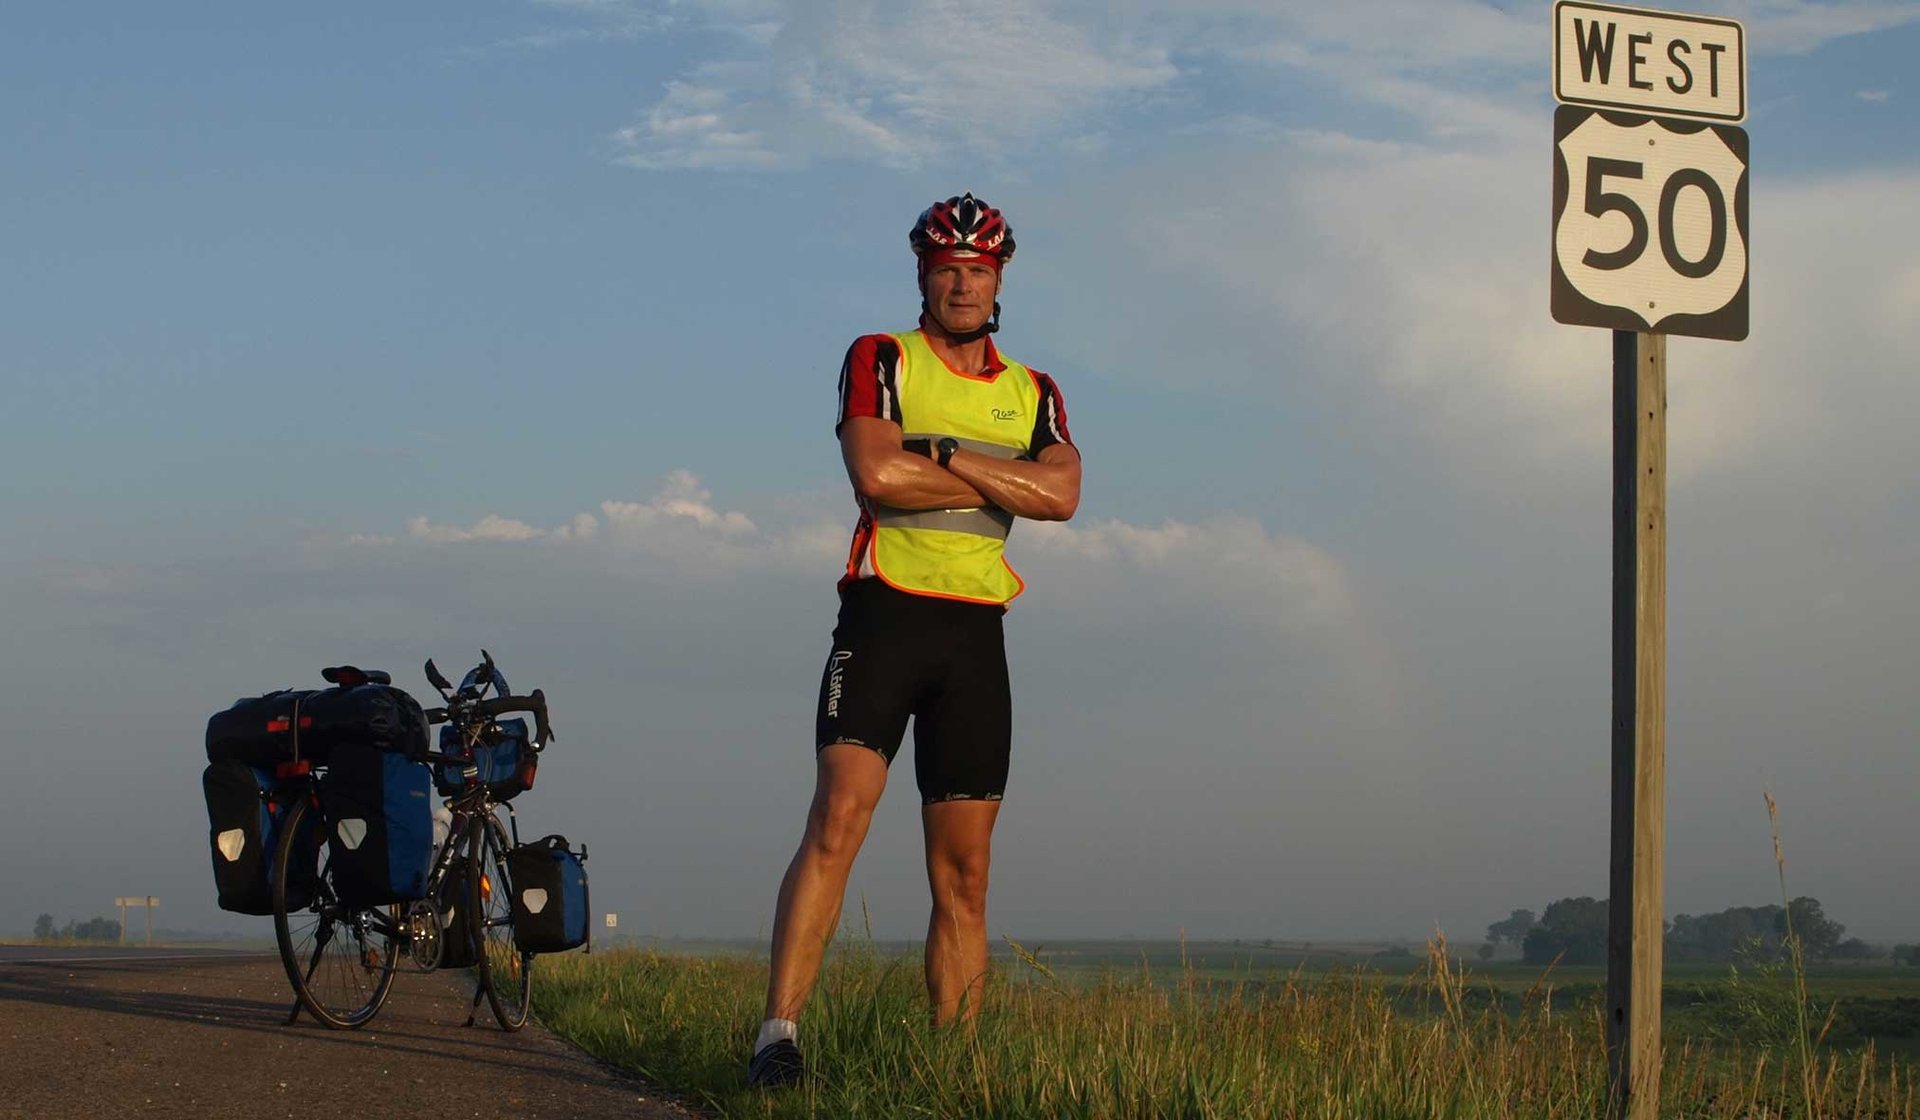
1606, 330, 1666, 1119
1551, 7, 1748, 1114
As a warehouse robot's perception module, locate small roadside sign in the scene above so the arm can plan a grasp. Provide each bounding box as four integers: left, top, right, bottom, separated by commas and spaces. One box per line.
1555, 1, 1745, 122
605, 913, 618, 928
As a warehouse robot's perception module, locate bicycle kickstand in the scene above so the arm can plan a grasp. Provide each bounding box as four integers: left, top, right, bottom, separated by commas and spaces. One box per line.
463, 982, 485, 1028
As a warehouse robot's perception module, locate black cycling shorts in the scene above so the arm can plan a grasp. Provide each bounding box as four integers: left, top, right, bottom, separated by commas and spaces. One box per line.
814, 579, 1011, 804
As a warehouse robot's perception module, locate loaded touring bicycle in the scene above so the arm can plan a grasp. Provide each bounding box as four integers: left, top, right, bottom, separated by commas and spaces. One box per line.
201, 651, 590, 1030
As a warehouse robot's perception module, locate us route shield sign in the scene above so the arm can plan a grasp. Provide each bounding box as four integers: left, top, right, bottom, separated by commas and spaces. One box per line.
1551, 104, 1749, 340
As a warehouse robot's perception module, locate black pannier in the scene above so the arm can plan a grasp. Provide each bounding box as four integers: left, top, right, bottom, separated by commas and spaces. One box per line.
507, 835, 589, 954
318, 743, 435, 907
202, 760, 319, 915
206, 676, 429, 767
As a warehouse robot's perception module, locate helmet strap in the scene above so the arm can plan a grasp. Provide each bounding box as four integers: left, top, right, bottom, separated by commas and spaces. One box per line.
922, 298, 998, 343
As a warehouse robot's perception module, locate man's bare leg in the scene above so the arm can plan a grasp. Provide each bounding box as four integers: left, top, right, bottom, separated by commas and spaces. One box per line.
922, 798, 1000, 1025
763, 744, 890, 1021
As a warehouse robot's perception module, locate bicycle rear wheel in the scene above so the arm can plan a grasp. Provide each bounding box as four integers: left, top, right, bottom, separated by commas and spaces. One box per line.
470, 812, 532, 1030
272, 794, 400, 1029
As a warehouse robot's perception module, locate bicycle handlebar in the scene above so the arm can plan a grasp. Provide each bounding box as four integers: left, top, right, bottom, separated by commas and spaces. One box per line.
424, 688, 554, 750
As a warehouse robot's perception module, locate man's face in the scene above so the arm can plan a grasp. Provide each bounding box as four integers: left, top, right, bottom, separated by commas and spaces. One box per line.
921, 258, 1001, 335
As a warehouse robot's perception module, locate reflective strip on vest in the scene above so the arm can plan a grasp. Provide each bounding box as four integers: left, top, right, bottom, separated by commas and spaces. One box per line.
873, 435, 1020, 540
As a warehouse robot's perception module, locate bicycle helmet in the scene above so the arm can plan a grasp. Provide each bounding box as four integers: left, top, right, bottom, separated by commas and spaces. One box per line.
910, 193, 1015, 265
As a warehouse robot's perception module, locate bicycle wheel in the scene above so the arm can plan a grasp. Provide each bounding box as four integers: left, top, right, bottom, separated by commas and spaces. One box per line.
470, 812, 532, 1030
273, 793, 400, 1029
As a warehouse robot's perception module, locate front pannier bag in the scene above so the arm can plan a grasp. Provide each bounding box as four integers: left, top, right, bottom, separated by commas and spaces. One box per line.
433, 718, 537, 802
202, 760, 318, 915
506, 835, 589, 953
319, 744, 434, 907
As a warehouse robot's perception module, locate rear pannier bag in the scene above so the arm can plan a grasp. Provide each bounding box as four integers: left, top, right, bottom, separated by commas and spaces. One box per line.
207, 682, 429, 767
202, 760, 319, 915
319, 744, 434, 907
433, 718, 537, 802
506, 835, 589, 954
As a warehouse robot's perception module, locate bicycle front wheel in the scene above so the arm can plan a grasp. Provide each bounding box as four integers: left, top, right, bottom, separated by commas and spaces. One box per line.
273, 793, 400, 1029
470, 812, 532, 1030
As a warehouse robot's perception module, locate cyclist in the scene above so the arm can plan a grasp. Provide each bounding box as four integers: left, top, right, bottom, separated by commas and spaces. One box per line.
749, 193, 1082, 1088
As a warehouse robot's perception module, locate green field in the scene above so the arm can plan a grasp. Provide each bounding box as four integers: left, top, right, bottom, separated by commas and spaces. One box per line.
532, 937, 1920, 1118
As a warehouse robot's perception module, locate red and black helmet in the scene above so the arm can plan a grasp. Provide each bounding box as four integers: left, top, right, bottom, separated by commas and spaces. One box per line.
910, 193, 1015, 264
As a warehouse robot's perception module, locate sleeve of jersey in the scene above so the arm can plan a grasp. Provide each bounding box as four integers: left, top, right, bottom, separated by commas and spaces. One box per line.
835, 335, 904, 433
1026, 371, 1074, 455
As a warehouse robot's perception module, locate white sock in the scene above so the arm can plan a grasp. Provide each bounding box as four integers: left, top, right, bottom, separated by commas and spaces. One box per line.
755, 1017, 798, 1053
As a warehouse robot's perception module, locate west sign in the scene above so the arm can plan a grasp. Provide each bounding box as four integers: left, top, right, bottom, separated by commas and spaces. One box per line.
1555, 1, 1746, 122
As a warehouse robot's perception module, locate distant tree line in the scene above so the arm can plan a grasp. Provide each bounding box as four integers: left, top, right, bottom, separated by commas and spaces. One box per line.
1481, 898, 1890, 967
30, 912, 120, 943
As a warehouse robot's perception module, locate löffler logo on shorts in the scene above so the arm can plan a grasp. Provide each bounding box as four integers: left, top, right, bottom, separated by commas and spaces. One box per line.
825, 651, 853, 718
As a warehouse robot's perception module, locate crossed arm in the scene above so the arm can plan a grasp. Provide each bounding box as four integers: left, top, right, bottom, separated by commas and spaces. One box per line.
839, 416, 1081, 523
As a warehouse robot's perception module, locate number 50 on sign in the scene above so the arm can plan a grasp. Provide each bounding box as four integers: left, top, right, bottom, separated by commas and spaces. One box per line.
1552, 105, 1748, 341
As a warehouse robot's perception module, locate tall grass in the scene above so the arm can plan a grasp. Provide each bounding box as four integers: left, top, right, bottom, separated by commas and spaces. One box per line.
531, 934, 1915, 1119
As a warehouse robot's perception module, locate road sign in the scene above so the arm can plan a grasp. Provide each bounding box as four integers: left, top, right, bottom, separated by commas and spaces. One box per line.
1555, 2, 1745, 122
1552, 105, 1748, 340
605, 913, 617, 928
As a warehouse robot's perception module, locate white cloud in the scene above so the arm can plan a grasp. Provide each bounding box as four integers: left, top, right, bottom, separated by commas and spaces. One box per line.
407, 513, 547, 543
354, 470, 1383, 652
497, 0, 675, 49
1023, 515, 1355, 634
1740, 0, 1920, 54
571, 0, 1920, 170
1030, 120, 1920, 495
1856, 89, 1892, 102
608, 0, 1179, 169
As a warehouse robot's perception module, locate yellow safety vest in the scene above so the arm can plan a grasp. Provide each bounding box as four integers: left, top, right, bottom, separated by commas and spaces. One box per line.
862, 330, 1045, 605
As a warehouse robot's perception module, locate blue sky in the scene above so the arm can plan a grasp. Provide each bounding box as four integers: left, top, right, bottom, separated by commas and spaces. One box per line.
4, 1, 1917, 944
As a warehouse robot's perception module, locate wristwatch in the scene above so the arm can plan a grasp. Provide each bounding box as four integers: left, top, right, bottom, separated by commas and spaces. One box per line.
936, 437, 959, 469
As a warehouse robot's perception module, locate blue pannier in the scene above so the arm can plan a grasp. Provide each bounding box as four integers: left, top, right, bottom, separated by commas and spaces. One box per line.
434, 718, 537, 802
506, 835, 589, 954
319, 744, 434, 907
202, 760, 319, 915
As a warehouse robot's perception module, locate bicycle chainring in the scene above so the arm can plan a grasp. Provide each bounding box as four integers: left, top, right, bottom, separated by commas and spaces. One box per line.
405, 900, 443, 970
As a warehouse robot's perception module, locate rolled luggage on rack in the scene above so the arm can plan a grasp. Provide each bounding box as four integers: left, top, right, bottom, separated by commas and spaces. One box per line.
205, 669, 429, 767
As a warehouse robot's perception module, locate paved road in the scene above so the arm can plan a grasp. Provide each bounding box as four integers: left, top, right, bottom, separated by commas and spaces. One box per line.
0, 948, 700, 1120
